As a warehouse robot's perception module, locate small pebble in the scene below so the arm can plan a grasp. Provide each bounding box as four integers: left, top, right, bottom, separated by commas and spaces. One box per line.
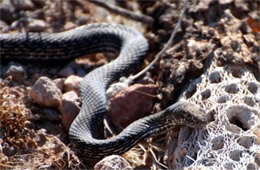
0, 20, 8, 31
27, 19, 46, 32
5, 62, 26, 80
94, 155, 133, 170
76, 15, 89, 26
219, 0, 233, 5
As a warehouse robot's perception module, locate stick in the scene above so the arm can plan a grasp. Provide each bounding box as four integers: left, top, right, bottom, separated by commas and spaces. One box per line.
131, 0, 189, 81
89, 0, 154, 24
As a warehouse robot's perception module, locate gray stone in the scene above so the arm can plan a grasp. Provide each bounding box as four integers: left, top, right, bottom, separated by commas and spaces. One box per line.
29, 77, 62, 108
0, 0, 17, 24
94, 155, 133, 170
27, 19, 46, 32
5, 62, 26, 80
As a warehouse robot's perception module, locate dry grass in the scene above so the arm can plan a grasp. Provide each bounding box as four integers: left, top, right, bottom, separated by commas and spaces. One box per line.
0, 78, 81, 169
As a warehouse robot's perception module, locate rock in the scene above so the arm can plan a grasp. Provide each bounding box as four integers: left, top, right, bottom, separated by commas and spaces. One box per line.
255, 153, 260, 166
246, 163, 258, 170
106, 77, 132, 98
29, 77, 62, 108
0, 20, 8, 31
0, 0, 17, 24
76, 15, 90, 26
64, 75, 83, 95
64, 22, 77, 30
27, 19, 46, 32
108, 84, 157, 128
5, 62, 26, 80
53, 78, 65, 92
219, 0, 233, 5
94, 155, 133, 170
11, 0, 35, 10
60, 91, 81, 131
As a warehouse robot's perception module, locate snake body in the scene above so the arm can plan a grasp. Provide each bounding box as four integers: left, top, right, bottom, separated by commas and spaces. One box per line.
0, 23, 208, 159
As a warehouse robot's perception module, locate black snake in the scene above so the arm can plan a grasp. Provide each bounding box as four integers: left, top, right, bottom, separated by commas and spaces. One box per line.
0, 23, 208, 159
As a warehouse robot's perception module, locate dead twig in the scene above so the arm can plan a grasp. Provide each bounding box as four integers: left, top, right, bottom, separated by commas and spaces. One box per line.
89, 0, 154, 24
131, 0, 189, 81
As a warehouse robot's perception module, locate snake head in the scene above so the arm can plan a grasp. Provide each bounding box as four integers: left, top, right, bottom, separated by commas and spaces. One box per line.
167, 101, 208, 128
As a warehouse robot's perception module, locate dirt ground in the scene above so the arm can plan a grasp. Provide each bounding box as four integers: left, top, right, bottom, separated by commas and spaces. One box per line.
0, 0, 259, 169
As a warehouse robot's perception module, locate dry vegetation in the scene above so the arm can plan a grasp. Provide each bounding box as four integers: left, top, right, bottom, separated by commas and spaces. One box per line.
0, 78, 82, 169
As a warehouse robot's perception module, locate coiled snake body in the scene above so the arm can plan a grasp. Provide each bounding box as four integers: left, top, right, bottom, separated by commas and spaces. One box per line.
0, 23, 208, 159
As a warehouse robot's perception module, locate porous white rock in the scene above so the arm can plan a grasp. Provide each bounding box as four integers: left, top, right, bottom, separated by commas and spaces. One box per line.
168, 54, 260, 169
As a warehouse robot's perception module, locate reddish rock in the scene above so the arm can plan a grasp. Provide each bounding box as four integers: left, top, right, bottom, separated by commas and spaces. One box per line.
94, 155, 133, 170
53, 78, 65, 92
108, 84, 157, 128
60, 91, 81, 131
64, 75, 83, 95
29, 77, 62, 108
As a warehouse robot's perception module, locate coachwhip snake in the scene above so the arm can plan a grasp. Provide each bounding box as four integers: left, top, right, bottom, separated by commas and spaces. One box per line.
0, 23, 208, 159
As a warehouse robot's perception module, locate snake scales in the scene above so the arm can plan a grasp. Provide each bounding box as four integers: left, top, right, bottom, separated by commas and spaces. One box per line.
0, 23, 208, 159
